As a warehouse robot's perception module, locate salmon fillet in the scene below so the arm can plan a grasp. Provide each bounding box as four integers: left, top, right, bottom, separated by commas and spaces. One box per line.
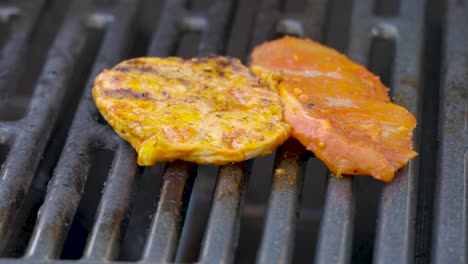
251, 36, 417, 182
93, 56, 290, 166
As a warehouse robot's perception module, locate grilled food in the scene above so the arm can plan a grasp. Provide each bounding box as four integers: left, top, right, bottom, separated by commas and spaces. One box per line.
251, 36, 417, 182
93, 56, 290, 166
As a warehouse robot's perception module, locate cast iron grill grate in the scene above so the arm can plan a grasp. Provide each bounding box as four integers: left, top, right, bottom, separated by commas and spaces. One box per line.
0, 0, 465, 263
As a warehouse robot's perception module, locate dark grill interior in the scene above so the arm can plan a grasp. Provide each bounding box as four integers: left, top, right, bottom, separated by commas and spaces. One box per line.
0, 0, 466, 263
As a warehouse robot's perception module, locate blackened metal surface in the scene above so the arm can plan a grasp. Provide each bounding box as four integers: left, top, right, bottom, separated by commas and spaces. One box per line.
199, 162, 251, 263
82, 145, 139, 261
346, 0, 425, 263
0, 0, 466, 263
145, 1, 239, 263
174, 166, 218, 263
315, 176, 354, 264
432, 0, 468, 263
141, 161, 194, 262
256, 139, 308, 264
146, 0, 184, 57
148, 0, 234, 57
24, 0, 140, 260
0, 0, 91, 254
251, 1, 327, 263
250, 0, 327, 47
0, 0, 47, 98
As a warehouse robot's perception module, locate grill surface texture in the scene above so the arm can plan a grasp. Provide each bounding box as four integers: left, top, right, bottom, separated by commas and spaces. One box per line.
0, 0, 466, 264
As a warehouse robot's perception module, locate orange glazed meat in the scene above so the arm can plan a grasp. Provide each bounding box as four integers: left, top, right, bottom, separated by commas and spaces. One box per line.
251, 36, 417, 182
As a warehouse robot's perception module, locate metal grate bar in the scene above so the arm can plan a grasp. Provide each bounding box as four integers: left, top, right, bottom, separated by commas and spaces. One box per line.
370, 0, 425, 261
315, 177, 354, 264
174, 167, 217, 262
249, 0, 282, 46
199, 162, 251, 263
0, 0, 47, 96
136, 1, 194, 262
0, 0, 460, 263
250, 0, 326, 47
311, 1, 353, 260
195, 0, 236, 57
141, 161, 194, 262
81, 2, 142, 257
148, 0, 234, 58
82, 145, 139, 261
188, 0, 242, 260
432, 0, 468, 263
25, 0, 139, 259
0, 1, 92, 254
143, 1, 239, 263
25, 141, 94, 259
146, 0, 185, 57
346, 0, 425, 262
251, 1, 326, 263
256, 139, 308, 264
0, 121, 15, 143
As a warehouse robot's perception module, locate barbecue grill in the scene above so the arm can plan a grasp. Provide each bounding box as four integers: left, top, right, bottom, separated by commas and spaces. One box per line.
0, 0, 466, 263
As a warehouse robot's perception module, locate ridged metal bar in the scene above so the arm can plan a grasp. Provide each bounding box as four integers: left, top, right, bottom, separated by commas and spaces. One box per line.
24, 0, 139, 259
315, 176, 355, 264
347, 0, 425, 263
144, 0, 237, 262
141, 161, 194, 262
432, 0, 468, 263
82, 145, 139, 261
0, 1, 91, 254
199, 162, 251, 264
314, 7, 362, 258
148, 0, 234, 57
251, 1, 327, 263
256, 139, 308, 264
196, 0, 236, 56
0, 0, 453, 263
80, 2, 141, 260
137, 1, 194, 261
0, 121, 15, 144
250, 0, 327, 47
25, 141, 94, 259
0, 0, 47, 96
146, 0, 186, 57
372, 0, 425, 261
174, 166, 218, 262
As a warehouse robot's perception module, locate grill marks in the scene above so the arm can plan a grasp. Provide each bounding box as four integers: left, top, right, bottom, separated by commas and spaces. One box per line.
102, 88, 154, 101
193, 56, 248, 77
100, 56, 273, 104
93, 56, 290, 166
115, 65, 156, 73
114, 58, 164, 73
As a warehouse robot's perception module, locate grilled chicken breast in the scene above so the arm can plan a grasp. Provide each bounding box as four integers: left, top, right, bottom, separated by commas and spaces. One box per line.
93, 56, 290, 166
251, 37, 417, 182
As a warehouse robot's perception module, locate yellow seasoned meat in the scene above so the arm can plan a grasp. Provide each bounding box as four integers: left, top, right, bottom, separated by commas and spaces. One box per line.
93, 56, 290, 166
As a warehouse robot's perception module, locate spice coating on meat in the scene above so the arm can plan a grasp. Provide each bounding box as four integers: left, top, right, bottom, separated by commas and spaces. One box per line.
93, 56, 290, 165
251, 36, 417, 182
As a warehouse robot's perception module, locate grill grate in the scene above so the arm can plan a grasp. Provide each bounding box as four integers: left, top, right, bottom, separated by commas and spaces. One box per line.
0, 0, 466, 263
341, 1, 424, 263
432, 0, 468, 263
